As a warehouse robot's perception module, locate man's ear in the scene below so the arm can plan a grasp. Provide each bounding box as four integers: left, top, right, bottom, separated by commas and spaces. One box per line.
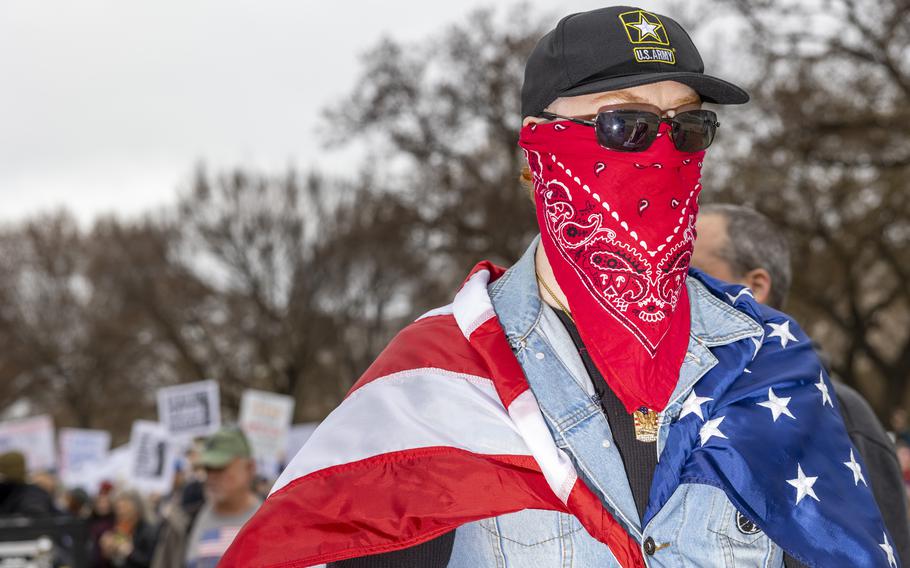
742, 268, 772, 305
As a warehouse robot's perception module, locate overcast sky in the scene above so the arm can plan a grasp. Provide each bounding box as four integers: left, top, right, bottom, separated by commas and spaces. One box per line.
1, 0, 686, 223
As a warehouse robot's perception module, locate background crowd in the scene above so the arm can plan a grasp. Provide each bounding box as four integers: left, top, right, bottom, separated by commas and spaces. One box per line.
1, 426, 265, 567
1, 0, 907, 566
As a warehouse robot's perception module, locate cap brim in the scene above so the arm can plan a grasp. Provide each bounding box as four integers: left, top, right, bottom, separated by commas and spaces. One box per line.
558, 72, 749, 105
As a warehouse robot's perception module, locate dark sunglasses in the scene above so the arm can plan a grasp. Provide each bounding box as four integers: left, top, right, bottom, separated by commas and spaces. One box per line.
538, 107, 719, 153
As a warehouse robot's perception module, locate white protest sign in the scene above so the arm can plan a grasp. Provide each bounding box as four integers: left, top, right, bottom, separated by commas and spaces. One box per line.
284, 422, 319, 465
96, 444, 132, 490
59, 428, 110, 490
128, 420, 175, 495
0, 415, 56, 472
157, 380, 221, 437
239, 390, 295, 478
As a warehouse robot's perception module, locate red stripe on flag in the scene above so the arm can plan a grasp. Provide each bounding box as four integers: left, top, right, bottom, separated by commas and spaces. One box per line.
219, 447, 565, 567
567, 479, 646, 568
469, 317, 531, 408
461, 261, 507, 287
347, 316, 491, 397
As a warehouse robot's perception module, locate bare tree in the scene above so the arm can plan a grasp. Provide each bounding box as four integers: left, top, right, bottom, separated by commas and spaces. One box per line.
705, 0, 910, 417
324, 4, 547, 279
0, 214, 170, 441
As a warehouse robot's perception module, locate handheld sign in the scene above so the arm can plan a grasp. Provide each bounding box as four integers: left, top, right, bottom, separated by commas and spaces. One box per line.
59, 428, 111, 492
128, 420, 175, 495
157, 380, 221, 437
239, 389, 295, 479
0, 415, 56, 472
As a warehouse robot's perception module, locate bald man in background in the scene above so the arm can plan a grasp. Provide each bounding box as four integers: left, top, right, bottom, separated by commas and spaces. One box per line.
692, 203, 910, 565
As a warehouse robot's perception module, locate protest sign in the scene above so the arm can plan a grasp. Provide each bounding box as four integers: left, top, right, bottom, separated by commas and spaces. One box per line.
59, 428, 110, 491
239, 389, 295, 478
128, 420, 175, 494
157, 380, 220, 437
0, 415, 56, 472
96, 444, 132, 489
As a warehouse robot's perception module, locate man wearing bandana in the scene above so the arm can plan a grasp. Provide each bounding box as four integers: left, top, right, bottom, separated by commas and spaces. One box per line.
223, 7, 896, 568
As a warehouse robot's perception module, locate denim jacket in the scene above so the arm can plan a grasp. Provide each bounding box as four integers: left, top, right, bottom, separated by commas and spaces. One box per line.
447, 237, 783, 567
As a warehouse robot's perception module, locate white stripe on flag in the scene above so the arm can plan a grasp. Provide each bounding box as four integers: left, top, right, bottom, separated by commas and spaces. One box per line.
508, 389, 578, 504
416, 303, 454, 320
271, 367, 528, 495
453, 269, 496, 338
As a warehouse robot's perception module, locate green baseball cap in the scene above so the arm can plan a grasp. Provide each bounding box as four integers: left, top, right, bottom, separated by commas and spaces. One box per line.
200, 426, 251, 469
0, 451, 26, 483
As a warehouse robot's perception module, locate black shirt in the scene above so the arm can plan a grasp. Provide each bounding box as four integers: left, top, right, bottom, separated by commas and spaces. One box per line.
553, 308, 659, 522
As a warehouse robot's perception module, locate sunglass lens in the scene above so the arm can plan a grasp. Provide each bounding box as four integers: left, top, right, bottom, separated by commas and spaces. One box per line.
670, 110, 718, 152
594, 110, 660, 152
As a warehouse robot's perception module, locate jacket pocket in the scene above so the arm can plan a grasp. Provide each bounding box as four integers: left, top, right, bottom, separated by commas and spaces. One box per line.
479, 508, 580, 547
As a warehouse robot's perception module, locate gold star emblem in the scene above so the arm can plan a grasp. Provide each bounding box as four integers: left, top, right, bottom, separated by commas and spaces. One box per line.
619, 10, 670, 46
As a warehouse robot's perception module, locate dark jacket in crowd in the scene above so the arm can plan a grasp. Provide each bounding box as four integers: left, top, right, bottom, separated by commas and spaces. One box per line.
0, 481, 57, 517
96, 519, 158, 568
150, 479, 205, 568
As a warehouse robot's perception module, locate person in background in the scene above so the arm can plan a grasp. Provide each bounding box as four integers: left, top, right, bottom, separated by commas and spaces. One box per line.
88, 481, 116, 563
153, 425, 260, 568
0, 451, 56, 517
893, 409, 910, 446
63, 487, 91, 519
691, 202, 910, 563
30, 470, 59, 503
97, 490, 157, 568
150, 476, 205, 568
897, 442, 910, 494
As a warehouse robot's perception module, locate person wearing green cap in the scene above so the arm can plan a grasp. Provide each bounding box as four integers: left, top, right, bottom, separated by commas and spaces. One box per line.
152, 426, 261, 568
0, 451, 56, 517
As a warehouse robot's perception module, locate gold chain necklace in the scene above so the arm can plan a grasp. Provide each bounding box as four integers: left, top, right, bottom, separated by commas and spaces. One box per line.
535, 271, 575, 324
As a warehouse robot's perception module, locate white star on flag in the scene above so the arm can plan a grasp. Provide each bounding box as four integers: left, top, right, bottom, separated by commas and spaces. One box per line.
699, 416, 727, 446
767, 320, 799, 349
815, 371, 833, 407
843, 449, 867, 486
631, 14, 660, 41
725, 288, 754, 304
750, 336, 762, 360
787, 463, 820, 505
880, 531, 897, 567
680, 391, 713, 420
757, 388, 796, 422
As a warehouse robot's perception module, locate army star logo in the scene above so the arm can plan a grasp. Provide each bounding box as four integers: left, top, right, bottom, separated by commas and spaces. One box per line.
619, 10, 670, 46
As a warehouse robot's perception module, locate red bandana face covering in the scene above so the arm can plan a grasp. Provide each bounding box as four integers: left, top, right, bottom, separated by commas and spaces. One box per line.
519, 120, 705, 414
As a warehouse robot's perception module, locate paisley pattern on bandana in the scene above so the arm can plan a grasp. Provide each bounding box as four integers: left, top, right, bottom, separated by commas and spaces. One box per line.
519, 121, 705, 413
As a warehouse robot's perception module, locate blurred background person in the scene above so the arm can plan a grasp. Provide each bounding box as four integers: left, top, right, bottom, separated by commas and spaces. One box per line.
88, 481, 117, 563
691, 202, 910, 563
63, 487, 90, 519
153, 425, 260, 568
0, 451, 56, 517
96, 490, 157, 568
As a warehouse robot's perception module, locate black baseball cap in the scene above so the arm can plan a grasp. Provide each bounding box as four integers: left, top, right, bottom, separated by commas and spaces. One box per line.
521, 6, 749, 118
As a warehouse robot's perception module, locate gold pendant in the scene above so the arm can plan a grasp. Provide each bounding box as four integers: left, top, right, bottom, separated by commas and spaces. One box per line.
632, 407, 659, 443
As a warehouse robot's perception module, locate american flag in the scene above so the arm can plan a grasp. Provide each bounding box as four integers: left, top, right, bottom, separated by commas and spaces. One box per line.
195, 526, 241, 564
648, 269, 898, 568
220, 263, 894, 568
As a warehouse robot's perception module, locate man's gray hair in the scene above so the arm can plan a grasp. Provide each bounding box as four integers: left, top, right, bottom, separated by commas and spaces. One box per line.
700, 204, 792, 309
